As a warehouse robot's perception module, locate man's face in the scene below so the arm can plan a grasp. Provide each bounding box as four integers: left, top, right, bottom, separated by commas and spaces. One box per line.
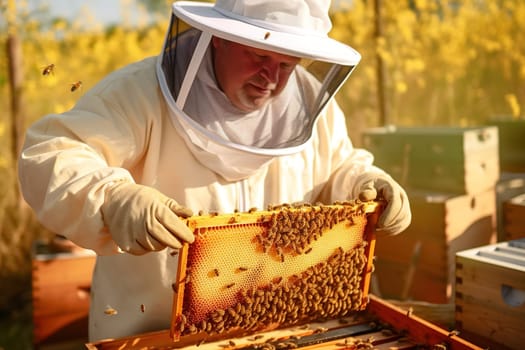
212, 37, 301, 112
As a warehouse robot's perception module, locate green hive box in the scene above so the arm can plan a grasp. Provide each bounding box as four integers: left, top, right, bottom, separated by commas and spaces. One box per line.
487, 117, 525, 173
362, 126, 500, 195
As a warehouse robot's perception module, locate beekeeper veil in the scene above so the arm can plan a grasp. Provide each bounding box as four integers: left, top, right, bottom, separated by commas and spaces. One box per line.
156, 0, 361, 181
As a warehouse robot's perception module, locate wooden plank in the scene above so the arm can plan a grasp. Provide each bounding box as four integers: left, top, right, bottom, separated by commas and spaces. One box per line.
456, 299, 525, 349
171, 241, 190, 341
366, 295, 482, 350
384, 299, 455, 330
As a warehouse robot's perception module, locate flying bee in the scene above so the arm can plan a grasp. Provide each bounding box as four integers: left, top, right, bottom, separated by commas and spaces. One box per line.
42, 63, 55, 76
70, 80, 82, 92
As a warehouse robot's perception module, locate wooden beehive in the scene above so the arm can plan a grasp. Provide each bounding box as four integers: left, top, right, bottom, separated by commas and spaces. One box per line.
362, 126, 499, 194
503, 193, 525, 241
373, 188, 496, 303
496, 173, 525, 241
455, 238, 525, 350
86, 293, 483, 350
488, 117, 525, 173
32, 239, 96, 349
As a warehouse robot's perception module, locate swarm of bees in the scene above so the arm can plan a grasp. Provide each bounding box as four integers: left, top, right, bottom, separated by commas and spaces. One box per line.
41, 63, 83, 93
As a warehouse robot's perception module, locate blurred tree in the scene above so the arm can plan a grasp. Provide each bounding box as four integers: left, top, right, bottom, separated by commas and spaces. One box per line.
6, 0, 24, 204
137, 0, 170, 14
136, 0, 214, 15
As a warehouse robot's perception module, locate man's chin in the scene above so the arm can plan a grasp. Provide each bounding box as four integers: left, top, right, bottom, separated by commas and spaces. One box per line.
236, 96, 271, 112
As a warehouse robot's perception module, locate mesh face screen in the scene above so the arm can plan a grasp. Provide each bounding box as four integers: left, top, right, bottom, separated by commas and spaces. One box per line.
171, 202, 380, 341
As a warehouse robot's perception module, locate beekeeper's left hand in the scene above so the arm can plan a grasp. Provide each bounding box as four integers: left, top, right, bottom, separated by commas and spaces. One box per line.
351, 173, 411, 235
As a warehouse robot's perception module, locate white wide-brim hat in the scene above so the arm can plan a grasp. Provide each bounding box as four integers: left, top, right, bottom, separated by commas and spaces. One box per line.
172, 0, 361, 66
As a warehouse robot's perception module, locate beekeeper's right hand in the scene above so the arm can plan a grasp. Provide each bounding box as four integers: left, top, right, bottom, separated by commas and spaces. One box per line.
101, 182, 194, 255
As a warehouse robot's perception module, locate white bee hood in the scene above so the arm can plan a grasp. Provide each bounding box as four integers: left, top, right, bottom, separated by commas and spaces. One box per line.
156, 0, 361, 181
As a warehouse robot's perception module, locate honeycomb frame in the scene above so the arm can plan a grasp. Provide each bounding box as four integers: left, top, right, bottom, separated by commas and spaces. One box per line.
170, 201, 382, 343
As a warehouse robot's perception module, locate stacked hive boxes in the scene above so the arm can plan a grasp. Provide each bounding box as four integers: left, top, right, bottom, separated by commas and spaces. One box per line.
490, 117, 525, 242
362, 126, 499, 303
455, 238, 525, 350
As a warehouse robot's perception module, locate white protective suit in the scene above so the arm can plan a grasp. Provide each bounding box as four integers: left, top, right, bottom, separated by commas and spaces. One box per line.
18, 0, 407, 342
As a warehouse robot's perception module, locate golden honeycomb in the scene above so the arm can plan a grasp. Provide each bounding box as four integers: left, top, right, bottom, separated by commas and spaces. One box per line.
171, 201, 381, 342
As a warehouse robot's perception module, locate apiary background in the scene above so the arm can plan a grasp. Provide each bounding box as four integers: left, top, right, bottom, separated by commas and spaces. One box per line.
363, 126, 500, 303
361, 126, 499, 195
455, 238, 525, 350
372, 188, 496, 303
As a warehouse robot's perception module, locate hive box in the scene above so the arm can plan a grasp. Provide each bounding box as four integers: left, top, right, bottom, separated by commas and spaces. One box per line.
362, 126, 499, 194
495, 173, 525, 241
32, 239, 96, 348
488, 117, 525, 173
455, 239, 525, 350
373, 188, 496, 303
503, 193, 525, 241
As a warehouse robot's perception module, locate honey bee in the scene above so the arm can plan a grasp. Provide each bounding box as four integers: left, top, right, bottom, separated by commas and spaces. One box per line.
41, 63, 55, 76
140, 304, 145, 313
104, 305, 118, 315
70, 80, 82, 92
224, 282, 236, 289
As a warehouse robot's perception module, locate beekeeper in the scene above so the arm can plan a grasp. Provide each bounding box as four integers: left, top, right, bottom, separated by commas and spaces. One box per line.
18, 0, 411, 342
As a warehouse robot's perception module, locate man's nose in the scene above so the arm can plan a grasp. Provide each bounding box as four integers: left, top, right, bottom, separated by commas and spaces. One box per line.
259, 61, 280, 84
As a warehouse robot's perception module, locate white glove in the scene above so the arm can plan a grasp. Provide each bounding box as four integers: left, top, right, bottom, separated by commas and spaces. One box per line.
101, 182, 194, 254
352, 173, 411, 235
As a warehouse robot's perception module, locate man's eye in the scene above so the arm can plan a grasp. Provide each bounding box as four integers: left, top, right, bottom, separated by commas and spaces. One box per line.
250, 52, 265, 61
281, 63, 295, 71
